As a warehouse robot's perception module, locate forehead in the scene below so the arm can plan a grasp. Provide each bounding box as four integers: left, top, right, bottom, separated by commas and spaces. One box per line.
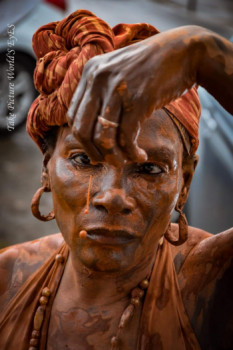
138, 109, 183, 153
56, 109, 183, 157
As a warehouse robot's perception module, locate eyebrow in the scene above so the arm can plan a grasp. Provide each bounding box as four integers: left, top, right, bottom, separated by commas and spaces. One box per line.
144, 145, 176, 164
63, 135, 83, 148
63, 134, 177, 164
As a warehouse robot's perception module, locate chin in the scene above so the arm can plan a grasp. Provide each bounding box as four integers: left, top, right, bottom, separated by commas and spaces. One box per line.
77, 242, 138, 273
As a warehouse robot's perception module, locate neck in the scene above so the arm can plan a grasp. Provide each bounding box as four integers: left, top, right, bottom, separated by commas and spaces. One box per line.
62, 247, 158, 308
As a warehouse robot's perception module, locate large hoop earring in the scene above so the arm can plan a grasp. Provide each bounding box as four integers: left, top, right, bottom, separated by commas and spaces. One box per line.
31, 186, 55, 222
164, 205, 188, 246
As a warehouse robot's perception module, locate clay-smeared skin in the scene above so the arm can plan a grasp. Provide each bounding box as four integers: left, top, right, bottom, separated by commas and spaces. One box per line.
47, 282, 142, 350
178, 228, 233, 348
47, 110, 185, 276
45, 111, 185, 349
1, 24, 233, 346
1, 110, 232, 349
0, 234, 63, 310
68, 25, 233, 165
0, 111, 188, 349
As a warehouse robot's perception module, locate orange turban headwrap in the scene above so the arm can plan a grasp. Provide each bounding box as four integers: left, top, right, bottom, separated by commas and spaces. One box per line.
27, 9, 201, 155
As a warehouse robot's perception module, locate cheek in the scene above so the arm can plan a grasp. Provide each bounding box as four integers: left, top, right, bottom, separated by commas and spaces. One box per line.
130, 171, 181, 222
49, 158, 89, 240
50, 158, 87, 207
157, 175, 181, 214
131, 171, 182, 258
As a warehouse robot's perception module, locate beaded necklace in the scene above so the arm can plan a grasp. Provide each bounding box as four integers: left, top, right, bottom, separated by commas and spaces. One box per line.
29, 251, 152, 350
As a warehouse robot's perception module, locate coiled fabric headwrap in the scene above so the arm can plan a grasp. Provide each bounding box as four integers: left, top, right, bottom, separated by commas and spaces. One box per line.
27, 9, 201, 155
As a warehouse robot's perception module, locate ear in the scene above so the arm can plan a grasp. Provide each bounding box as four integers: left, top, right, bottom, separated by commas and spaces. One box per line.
177, 154, 199, 208
41, 151, 52, 190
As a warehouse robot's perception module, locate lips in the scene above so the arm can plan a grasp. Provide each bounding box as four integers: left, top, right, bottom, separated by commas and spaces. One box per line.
83, 227, 137, 245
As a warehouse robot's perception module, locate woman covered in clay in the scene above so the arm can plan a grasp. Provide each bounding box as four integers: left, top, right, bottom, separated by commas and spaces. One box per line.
0, 9, 232, 350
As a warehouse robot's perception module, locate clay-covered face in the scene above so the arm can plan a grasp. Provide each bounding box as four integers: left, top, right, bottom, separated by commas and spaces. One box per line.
47, 109, 186, 272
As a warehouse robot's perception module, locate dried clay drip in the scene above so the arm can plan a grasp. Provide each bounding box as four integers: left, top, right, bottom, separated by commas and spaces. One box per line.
84, 175, 92, 214
110, 279, 149, 350
79, 230, 87, 239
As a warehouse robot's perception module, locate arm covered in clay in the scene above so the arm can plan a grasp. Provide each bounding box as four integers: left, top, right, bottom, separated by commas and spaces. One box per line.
178, 227, 233, 348
68, 25, 233, 163
0, 234, 63, 312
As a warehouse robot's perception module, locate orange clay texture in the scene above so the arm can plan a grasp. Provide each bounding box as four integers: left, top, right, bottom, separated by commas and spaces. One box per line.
79, 230, 87, 239
84, 175, 92, 214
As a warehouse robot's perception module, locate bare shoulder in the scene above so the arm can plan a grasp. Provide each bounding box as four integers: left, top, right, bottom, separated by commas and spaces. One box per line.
0, 233, 64, 311
169, 223, 212, 273
180, 225, 233, 277
170, 223, 233, 294
171, 225, 233, 349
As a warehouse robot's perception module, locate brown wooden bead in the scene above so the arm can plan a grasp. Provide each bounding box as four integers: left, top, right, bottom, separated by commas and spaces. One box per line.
31, 330, 40, 339
131, 287, 144, 299
39, 296, 48, 305
30, 338, 39, 346
111, 336, 119, 346
140, 279, 149, 289
119, 304, 134, 328
55, 254, 64, 263
42, 287, 51, 297
33, 306, 45, 330
138, 289, 144, 298
131, 297, 140, 306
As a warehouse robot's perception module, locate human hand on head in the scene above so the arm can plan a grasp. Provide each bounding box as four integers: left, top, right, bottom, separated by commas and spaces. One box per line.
67, 25, 222, 165
67, 40, 158, 165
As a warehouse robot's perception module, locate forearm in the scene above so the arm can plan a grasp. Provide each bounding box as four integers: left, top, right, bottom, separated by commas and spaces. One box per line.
142, 26, 233, 114
68, 25, 233, 164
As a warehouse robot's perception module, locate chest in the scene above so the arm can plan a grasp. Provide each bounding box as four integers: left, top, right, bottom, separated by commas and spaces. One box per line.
46, 295, 142, 350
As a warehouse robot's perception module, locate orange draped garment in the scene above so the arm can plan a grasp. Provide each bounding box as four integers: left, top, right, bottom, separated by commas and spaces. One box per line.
0, 237, 201, 349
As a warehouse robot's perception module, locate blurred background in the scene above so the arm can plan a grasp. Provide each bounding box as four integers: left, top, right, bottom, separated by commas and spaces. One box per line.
0, 0, 232, 248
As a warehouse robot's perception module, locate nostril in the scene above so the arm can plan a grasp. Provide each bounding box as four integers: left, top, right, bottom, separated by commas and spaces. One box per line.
95, 205, 108, 214
122, 208, 131, 215
93, 191, 135, 215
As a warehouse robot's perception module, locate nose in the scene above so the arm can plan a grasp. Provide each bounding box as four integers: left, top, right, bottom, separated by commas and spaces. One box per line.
92, 189, 136, 215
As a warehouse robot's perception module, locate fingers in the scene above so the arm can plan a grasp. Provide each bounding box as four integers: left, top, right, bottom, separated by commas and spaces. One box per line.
118, 111, 148, 163
71, 90, 104, 162
92, 92, 126, 165
69, 88, 148, 164
68, 66, 148, 164
92, 81, 148, 164
67, 57, 96, 126
116, 81, 148, 162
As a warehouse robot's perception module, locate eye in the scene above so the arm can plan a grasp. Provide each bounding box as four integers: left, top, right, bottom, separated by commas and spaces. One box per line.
137, 163, 163, 175
71, 153, 91, 166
